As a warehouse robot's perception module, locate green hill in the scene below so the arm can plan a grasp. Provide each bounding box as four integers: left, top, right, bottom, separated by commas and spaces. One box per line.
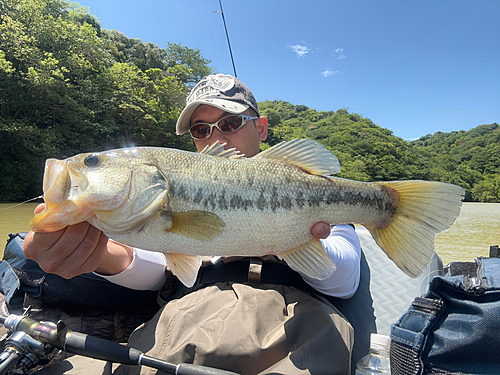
259, 100, 499, 202
411, 124, 500, 202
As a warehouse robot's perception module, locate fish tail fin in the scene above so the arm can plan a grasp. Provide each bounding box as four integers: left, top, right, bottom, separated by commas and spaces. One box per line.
366, 181, 465, 278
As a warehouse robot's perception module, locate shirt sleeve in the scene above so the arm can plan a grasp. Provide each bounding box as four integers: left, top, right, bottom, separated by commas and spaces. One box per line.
94, 248, 167, 291
299, 224, 361, 299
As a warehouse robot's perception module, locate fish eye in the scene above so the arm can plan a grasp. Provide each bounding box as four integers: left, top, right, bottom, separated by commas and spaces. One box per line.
84, 154, 100, 167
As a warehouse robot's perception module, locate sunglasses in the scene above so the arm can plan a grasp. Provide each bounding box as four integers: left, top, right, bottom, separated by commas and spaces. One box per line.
189, 114, 259, 140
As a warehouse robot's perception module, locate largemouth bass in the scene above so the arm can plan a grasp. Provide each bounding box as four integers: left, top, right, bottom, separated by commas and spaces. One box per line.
30, 139, 465, 287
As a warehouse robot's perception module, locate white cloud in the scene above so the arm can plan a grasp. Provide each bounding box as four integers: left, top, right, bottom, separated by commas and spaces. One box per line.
289, 44, 310, 58
322, 69, 342, 77
334, 48, 347, 59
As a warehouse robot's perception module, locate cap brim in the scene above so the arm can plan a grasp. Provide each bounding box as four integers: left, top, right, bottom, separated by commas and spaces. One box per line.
176, 99, 249, 135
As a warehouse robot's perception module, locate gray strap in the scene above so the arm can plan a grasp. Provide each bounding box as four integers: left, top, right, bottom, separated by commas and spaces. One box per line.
248, 259, 262, 285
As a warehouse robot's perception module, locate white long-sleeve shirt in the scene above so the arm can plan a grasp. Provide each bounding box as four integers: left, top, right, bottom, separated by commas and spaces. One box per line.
97, 224, 361, 298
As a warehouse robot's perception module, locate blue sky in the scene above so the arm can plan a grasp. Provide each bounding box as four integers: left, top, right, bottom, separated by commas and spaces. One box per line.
77, 0, 499, 140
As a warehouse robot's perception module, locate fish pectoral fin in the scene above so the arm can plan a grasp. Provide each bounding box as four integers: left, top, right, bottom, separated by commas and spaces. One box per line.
165, 253, 202, 287
254, 139, 341, 176
164, 210, 225, 241
280, 238, 337, 280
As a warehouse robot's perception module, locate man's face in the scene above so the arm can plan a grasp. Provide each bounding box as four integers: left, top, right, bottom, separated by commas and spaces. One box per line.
191, 105, 268, 157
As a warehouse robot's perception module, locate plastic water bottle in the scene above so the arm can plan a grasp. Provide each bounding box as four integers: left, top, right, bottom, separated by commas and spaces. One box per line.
355, 333, 391, 374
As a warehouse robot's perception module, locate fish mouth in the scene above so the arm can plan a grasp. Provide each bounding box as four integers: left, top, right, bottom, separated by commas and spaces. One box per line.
42, 159, 75, 205
43, 159, 64, 191
42, 158, 87, 205
30, 158, 93, 232
43, 157, 91, 205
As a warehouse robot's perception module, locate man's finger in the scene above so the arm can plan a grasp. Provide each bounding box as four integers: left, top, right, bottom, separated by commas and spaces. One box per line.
311, 222, 331, 239
34, 203, 45, 215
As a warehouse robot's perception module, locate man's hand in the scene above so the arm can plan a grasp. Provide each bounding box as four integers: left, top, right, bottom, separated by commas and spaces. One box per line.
311, 222, 331, 239
23, 204, 133, 279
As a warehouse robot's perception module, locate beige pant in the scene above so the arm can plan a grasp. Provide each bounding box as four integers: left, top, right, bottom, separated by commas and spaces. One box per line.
35, 283, 353, 375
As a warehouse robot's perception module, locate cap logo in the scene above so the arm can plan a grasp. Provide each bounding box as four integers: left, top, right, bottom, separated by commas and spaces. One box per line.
208, 75, 235, 91
187, 74, 235, 104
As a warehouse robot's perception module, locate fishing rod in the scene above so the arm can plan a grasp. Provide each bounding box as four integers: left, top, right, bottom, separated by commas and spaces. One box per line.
213, 0, 237, 77
0, 311, 239, 375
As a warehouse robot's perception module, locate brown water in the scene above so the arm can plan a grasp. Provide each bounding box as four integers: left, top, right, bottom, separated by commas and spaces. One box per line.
435, 202, 500, 263
0, 202, 40, 244
0, 202, 498, 264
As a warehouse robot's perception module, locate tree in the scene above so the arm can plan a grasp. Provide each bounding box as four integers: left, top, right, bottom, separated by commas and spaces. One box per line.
472, 175, 500, 202
164, 42, 216, 86
0, 0, 210, 201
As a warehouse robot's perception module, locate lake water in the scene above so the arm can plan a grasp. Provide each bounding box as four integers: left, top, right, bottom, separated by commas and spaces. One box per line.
0, 202, 498, 265
434, 202, 500, 263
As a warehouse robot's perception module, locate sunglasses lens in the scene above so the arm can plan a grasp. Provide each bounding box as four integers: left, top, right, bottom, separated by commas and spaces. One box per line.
190, 116, 253, 140
218, 116, 244, 133
190, 124, 211, 140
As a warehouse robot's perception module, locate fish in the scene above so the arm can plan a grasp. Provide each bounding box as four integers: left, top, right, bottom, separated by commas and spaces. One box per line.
30, 139, 465, 287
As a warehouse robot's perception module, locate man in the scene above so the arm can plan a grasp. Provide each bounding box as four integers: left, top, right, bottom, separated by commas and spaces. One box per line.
24, 74, 361, 374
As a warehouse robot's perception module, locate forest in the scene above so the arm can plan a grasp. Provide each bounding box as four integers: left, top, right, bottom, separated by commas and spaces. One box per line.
1, 0, 499, 202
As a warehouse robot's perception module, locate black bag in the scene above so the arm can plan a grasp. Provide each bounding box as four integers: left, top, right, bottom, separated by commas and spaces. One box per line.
390, 257, 500, 374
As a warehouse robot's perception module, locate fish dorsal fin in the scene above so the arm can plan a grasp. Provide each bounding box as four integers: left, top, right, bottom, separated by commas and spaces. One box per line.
280, 238, 337, 279
255, 139, 341, 175
200, 141, 244, 159
164, 253, 202, 287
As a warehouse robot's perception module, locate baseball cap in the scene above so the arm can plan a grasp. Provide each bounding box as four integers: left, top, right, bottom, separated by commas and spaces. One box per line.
176, 74, 260, 135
